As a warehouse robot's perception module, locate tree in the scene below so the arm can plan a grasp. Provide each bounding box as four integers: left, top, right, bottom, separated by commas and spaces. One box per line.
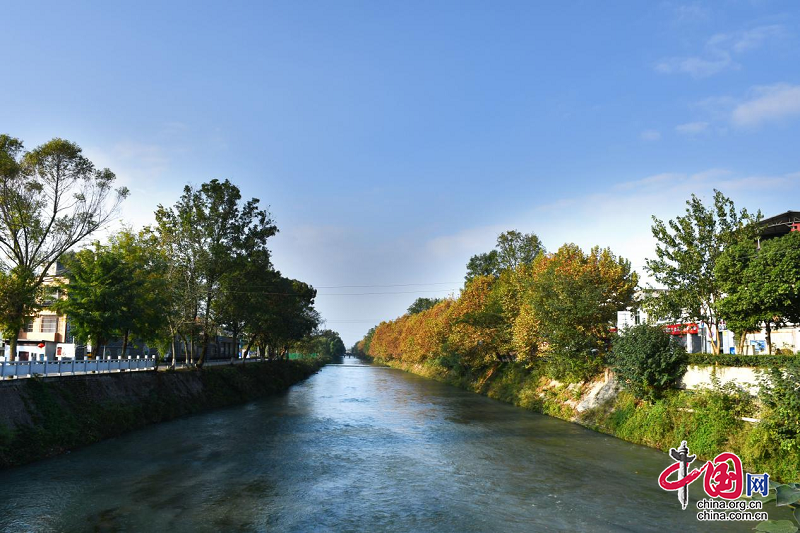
528, 244, 638, 380
0, 135, 128, 359
109, 229, 172, 359
717, 232, 800, 354
293, 329, 346, 359
0, 267, 41, 356
645, 190, 759, 354
609, 324, 688, 401
216, 247, 275, 361
407, 297, 442, 315
353, 326, 376, 357
465, 250, 499, 282
53, 242, 139, 356
154, 179, 277, 367
496, 230, 544, 271
465, 230, 544, 283
715, 239, 768, 354
754, 232, 800, 337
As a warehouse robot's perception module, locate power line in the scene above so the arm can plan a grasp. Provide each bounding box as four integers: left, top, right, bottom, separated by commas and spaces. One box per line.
314, 282, 461, 289
215, 288, 458, 296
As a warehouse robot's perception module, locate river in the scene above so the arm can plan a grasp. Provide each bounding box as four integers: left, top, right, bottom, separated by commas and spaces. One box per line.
0, 358, 768, 532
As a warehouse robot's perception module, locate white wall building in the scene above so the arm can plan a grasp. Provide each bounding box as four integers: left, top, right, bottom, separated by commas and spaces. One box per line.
616, 308, 798, 354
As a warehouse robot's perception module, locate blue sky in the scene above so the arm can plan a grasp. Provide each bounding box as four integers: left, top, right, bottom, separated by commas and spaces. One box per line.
2, 1, 799, 345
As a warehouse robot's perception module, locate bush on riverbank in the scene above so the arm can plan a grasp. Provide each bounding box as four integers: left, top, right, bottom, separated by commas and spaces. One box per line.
0, 359, 325, 469
608, 324, 688, 401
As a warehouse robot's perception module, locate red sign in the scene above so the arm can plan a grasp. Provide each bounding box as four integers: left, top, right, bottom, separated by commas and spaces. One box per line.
663, 323, 699, 335
791, 222, 800, 232
37, 343, 46, 348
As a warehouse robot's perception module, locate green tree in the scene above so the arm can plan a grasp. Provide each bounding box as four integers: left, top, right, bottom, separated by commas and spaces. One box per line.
407, 297, 443, 315
496, 230, 544, 271
714, 239, 762, 354
293, 329, 346, 359
465, 250, 500, 282
110, 229, 172, 359
609, 324, 688, 401
154, 179, 277, 367
0, 135, 127, 359
53, 243, 139, 356
645, 190, 760, 354
464, 231, 544, 283
717, 232, 800, 354
216, 248, 276, 361
239, 272, 318, 360
0, 267, 41, 356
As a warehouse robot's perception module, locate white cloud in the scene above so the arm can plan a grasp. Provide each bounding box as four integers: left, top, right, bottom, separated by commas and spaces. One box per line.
675, 121, 709, 134
691, 95, 738, 120
655, 53, 735, 78
640, 129, 662, 141
731, 24, 784, 53
731, 83, 800, 127
673, 4, 711, 22
656, 24, 783, 78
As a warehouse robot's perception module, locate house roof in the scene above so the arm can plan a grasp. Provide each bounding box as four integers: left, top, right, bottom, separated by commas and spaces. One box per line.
759, 210, 800, 240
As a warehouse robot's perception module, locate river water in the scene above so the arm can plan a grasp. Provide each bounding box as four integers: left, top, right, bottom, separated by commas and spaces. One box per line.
0, 358, 770, 532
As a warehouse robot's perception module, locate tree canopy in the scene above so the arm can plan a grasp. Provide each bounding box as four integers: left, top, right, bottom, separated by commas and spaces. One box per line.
465, 230, 544, 282
0, 135, 128, 359
644, 190, 760, 354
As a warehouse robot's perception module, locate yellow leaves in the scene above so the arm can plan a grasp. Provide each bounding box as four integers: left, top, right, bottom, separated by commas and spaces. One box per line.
512, 304, 540, 359
365, 243, 637, 372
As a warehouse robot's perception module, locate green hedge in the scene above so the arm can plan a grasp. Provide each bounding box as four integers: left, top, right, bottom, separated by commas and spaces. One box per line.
687, 353, 800, 367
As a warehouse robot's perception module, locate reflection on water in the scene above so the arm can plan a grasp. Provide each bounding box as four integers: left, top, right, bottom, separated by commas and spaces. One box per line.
0, 358, 769, 532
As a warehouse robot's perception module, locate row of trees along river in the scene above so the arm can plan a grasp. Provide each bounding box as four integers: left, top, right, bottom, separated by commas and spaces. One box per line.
0, 133, 345, 366
353, 191, 800, 488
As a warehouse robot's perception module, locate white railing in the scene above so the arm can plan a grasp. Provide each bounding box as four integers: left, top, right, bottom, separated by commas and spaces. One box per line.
0, 356, 156, 379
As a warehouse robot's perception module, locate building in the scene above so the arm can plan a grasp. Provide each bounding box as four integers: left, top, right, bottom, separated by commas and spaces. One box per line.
616, 307, 737, 354
7, 262, 77, 361
758, 210, 800, 243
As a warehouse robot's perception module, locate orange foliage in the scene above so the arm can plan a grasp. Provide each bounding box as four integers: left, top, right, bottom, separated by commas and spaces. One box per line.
365, 243, 636, 373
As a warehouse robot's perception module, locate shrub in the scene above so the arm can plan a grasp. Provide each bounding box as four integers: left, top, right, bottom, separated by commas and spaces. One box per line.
687, 353, 800, 367
758, 362, 800, 454
609, 324, 688, 400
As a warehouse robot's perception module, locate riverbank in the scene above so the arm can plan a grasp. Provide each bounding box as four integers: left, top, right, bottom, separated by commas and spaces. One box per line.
0, 359, 326, 469
370, 357, 800, 483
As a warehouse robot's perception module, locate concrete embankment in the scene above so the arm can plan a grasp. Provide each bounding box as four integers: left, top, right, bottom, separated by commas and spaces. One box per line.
0, 359, 325, 469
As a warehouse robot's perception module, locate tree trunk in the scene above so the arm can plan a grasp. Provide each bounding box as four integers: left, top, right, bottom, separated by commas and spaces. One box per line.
230, 325, 238, 365
189, 333, 194, 365
182, 335, 190, 366
121, 329, 129, 358
765, 322, 772, 355
8, 336, 18, 362
242, 336, 252, 362
197, 291, 212, 368
198, 329, 209, 368
170, 334, 177, 370
737, 331, 748, 355
707, 321, 721, 354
